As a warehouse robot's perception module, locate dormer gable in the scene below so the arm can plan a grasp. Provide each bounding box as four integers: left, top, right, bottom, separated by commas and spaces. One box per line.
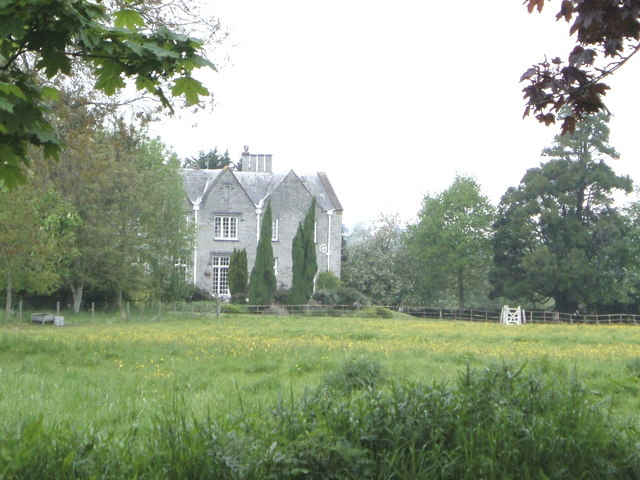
200, 167, 255, 210
266, 169, 315, 213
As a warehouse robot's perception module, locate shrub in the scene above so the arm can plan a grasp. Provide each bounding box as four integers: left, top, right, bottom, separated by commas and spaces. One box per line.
322, 356, 387, 393
188, 287, 212, 301
220, 303, 248, 314
313, 286, 368, 306
357, 306, 394, 319
315, 271, 340, 291
625, 357, 640, 377
273, 288, 289, 305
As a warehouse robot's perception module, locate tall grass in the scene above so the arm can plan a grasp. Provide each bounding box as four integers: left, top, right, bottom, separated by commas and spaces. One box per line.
0, 315, 639, 477
1, 314, 639, 426
1, 363, 638, 479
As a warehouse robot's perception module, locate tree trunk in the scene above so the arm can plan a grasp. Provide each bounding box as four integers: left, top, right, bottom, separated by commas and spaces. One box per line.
555, 293, 577, 314
457, 267, 465, 310
70, 281, 83, 313
4, 272, 12, 317
116, 288, 125, 318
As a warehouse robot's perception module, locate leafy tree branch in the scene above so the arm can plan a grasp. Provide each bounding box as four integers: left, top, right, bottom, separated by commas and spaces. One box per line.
522, 0, 640, 134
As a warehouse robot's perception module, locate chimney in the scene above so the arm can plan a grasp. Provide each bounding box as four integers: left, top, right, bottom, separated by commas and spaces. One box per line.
240, 146, 273, 173
241, 146, 251, 172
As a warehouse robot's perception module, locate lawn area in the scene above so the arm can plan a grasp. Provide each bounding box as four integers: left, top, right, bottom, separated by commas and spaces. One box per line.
1, 312, 639, 428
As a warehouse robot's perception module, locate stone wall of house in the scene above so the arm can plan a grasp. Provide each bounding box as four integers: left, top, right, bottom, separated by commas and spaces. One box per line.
186, 168, 342, 297
269, 172, 315, 289
194, 169, 258, 294
315, 208, 342, 279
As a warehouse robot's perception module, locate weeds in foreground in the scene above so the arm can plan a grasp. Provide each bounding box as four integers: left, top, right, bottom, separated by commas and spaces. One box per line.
1, 362, 638, 479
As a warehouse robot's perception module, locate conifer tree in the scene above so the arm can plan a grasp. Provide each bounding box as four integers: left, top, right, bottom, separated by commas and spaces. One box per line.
228, 248, 248, 304
248, 202, 276, 305
288, 199, 318, 305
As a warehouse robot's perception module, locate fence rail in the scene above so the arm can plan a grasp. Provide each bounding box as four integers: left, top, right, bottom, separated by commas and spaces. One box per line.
397, 306, 640, 325
3, 300, 640, 326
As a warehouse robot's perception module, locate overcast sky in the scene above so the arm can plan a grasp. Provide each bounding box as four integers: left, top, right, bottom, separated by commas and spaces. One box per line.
150, 1, 640, 228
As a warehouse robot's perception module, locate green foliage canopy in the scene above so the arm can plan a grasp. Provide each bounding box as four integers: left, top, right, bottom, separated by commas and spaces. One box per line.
0, 182, 78, 315
30, 91, 193, 311
0, 0, 212, 187
406, 175, 495, 309
491, 113, 632, 312
344, 214, 415, 306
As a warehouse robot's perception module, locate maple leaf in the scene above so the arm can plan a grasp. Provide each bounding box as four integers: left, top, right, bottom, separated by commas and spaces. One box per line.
536, 113, 556, 126
114, 9, 144, 30
171, 77, 209, 105
525, 0, 546, 14
556, 0, 574, 22
568, 46, 596, 66
520, 67, 538, 82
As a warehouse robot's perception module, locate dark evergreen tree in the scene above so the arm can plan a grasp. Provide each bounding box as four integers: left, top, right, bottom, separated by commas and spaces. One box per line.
182, 148, 235, 170
248, 203, 276, 305
288, 199, 318, 305
491, 112, 632, 312
228, 248, 248, 304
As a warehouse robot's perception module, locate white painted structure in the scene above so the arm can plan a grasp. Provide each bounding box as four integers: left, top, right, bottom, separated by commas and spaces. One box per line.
501, 305, 525, 325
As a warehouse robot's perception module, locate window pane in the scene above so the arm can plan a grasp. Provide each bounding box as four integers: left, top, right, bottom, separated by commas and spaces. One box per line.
211, 255, 230, 295
214, 216, 238, 239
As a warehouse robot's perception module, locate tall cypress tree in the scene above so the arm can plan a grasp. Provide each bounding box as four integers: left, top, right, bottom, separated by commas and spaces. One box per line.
228, 248, 248, 304
248, 202, 277, 305
288, 198, 318, 305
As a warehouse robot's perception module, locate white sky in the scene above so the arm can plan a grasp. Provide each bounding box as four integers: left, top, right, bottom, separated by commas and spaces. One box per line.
150, 1, 640, 228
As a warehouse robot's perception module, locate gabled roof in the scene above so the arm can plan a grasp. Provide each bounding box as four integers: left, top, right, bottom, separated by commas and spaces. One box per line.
300, 172, 343, 212
182, 169, 222, 205
182, 168, 342, 212
234, 171, 286, 205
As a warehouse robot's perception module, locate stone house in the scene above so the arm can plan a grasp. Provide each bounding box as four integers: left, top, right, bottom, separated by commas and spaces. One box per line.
182, 149, 343, 297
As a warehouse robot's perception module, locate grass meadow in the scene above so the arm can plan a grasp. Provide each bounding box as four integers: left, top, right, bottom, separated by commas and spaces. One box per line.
0, 312, 639, 478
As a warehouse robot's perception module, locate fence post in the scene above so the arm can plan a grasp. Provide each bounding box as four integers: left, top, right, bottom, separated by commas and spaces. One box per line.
126, 302, 130, 319
158, 300, 162, 318
91, 302, 95, 320
56, 301, 60, 315
216, 295, 221, 318
18, 300, 22, 321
